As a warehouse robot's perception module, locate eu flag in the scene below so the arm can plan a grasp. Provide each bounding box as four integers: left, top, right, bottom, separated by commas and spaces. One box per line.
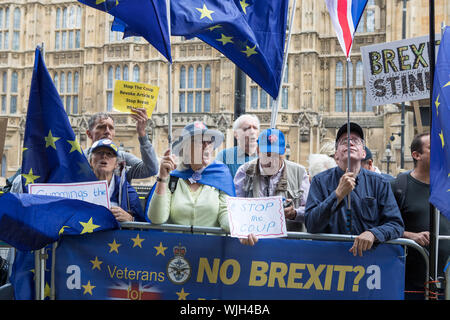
171, 0, 289, 99
6, 47, 119, 300
78, 0, 172, 62
430, 26, 450, 221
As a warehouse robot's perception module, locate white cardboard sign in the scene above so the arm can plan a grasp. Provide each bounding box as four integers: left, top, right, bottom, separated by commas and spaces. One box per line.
226, 196, 287, 239
29, 180, 110, 208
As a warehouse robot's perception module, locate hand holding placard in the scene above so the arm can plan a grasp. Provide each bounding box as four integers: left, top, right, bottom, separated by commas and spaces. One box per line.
227, 196, 287, 239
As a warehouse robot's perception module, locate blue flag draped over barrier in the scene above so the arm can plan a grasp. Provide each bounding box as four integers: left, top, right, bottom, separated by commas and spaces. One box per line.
6, 47, 118, 300
55, 229, 405, 300
431, 26, 450, 221
78, 0, 172, 62
171, 0, 288, 99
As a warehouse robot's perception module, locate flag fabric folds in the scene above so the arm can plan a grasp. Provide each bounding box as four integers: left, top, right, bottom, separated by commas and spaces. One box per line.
171, 0, 289, 99
0, 193, 119, 251
21, 48, 98, 192
325, 0, 368, 58
430, 26, 450, 221
78, 0, 172, 62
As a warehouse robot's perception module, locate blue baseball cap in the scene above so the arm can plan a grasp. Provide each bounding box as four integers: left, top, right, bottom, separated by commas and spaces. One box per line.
91, 138, 119, 156
257, 128, 285, 155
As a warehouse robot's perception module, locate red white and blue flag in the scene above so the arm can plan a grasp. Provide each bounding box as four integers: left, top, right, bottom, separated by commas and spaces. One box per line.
325, 0, 368, 58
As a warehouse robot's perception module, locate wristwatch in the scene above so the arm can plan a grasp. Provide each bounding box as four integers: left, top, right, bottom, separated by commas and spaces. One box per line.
156, 176, 169, 183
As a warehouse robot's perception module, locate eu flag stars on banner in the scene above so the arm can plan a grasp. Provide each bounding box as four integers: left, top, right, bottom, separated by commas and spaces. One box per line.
171, 0, 289, 99
430, 26, 450, 221
78, 0, 172, 62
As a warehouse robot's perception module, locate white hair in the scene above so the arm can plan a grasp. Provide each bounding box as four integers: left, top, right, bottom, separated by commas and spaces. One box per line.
308, 154, 337, 178
233, 114, 260, 131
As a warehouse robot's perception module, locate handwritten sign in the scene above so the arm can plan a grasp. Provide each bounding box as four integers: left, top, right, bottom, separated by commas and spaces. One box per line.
361, 34, 441, 107
226, 196, 287, 239
29, 180, 110, 208
113, 80, 159, 117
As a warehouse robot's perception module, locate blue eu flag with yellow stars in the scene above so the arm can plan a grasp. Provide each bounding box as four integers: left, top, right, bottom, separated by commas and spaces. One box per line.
431, 26, 450, 221
21, 48, 98, 191
78, 0, 172, 62
4, 47, 119, 300
171, 0, 289, 99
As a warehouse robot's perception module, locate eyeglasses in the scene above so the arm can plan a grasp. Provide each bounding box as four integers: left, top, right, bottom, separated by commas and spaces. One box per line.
337, 137, 364, 146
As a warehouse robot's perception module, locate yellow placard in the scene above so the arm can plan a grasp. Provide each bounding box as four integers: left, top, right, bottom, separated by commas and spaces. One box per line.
113, 80, 159, 117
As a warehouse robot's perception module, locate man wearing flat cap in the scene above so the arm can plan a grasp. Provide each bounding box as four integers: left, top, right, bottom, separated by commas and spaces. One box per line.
305, 122, 404, 256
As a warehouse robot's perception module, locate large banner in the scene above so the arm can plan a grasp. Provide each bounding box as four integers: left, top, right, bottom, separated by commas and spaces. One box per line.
361, 34, 441, 107
55, 229, 405, 300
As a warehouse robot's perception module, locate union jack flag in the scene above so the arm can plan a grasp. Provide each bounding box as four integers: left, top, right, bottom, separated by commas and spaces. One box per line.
325, 0, 368, 58
108, 281, 162, 300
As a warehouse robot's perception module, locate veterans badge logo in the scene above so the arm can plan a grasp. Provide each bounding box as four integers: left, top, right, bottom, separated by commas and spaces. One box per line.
166, 244, 191, 285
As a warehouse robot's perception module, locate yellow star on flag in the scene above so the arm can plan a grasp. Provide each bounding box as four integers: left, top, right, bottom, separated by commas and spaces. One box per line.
79, 217, 100, 234
59, 226, 70, 236
82, 280, 96, 295
22, 147, 28, 152
242, 45, 257, 57
435, 93, 440, 116
196, 4, 214, 21
439, 130, 445, 148
217, 34, 233, 46
96, 0, 119, 5
444, 81, 450, 88
176, 288, 190, 300
154, 242, 168, 256
23, 168, 40, 186
240, 0, 250, 14
67, 139, 82, 154
90, 256, 103, 271
44, 282, 51, 299
108, 239, 122, 253
44, 130, 60, 150
131, 233, 145, 248
208, 24, 222, 31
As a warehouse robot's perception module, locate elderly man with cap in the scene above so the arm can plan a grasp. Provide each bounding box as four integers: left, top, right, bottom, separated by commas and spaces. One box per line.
234, 128, 310, 232
305, 122, 404, 256
89, 138, 145, 222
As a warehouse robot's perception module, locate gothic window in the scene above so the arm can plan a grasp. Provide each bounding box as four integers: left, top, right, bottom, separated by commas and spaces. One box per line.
178, 64, 211, 113
250, 63, 289, 110
10, 71, 17, 114
55, 5, 82, 50
0, 7, 9, 50
335, 60, 367, 113
1, 71, 6, 114
54, 71, 80, 114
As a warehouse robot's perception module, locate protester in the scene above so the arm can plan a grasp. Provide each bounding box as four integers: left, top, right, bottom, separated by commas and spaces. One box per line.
85, 110, 158, 182
390, 133, 450, 299
361, 146, 394, 181
305, 122, 404, 256
234, 128, 310, 232
308, 153, 337, 179
146, 122, 235, 229
216, 114, 259, 177
89, 138, 145, 222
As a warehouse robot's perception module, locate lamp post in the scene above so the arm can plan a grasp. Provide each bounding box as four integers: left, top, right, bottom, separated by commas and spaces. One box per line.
385, 142, 392, 175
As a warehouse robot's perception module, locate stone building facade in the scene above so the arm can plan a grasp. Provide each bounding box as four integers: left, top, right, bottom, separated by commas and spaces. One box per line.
0, 0, 448, 186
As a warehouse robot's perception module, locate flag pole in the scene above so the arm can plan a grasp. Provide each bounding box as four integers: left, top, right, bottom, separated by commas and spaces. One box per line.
270, 0, 297, 129
345, 55, 352, 233
167, 0, 173, 153
428, 0, 438, 299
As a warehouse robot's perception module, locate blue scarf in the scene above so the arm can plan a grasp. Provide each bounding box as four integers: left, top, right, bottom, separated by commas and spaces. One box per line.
145, 161, 235, 222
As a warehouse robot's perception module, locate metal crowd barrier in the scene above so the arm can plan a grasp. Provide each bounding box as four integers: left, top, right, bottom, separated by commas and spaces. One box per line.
30, 222, 431, 301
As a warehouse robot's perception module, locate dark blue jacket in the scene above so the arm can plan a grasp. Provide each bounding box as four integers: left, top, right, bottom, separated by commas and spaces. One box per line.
110, 175, 145, 222
305, 166, 404, 242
